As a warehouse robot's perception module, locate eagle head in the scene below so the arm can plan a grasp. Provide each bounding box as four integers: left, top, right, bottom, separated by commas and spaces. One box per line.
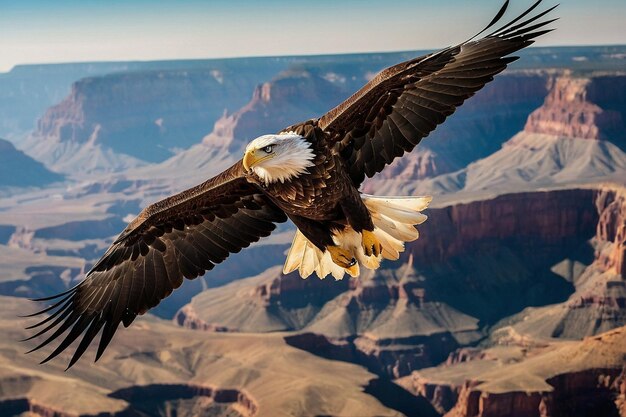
243, 133, 315, 184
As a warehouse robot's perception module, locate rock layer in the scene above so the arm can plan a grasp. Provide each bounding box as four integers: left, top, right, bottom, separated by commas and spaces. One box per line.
410, 327, 626, 417
24, 67, 280, 172
525, 74, 626, 142
490, 185, 626, 340
596, 187, 626, 277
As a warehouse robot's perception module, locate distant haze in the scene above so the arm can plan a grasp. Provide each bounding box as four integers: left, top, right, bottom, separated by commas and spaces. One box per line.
1, 0, 625, 72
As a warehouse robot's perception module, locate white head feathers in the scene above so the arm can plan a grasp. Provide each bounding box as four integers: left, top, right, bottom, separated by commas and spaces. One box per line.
244, 133, 315, 184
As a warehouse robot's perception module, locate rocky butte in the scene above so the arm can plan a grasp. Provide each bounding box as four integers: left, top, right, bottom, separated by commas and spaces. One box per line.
525, 73, 626, 143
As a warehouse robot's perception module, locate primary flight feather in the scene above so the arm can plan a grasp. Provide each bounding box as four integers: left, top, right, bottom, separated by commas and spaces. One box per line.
25, 0, 557, 368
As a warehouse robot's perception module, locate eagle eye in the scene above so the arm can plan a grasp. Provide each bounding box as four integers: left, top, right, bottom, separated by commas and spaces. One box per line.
262, 145, 274, 154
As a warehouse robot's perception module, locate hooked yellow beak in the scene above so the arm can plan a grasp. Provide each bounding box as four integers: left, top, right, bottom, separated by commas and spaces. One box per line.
243, 149, 272, 171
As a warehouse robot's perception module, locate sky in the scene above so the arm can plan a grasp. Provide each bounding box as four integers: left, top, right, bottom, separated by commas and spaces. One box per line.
1, 0, 625, 73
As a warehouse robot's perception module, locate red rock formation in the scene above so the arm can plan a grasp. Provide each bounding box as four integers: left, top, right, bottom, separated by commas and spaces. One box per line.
524, 74, 626, 141
413, 376, 461, 415
35, 84, 87, 145
548, 186, 626, 338
354, 333, 462, 379
418, 366, 625, 417
412, 322, 626, 416
445, 386, 547, 417
81, 383, 259, 417
206, 70, 345, 147
595, 188, 626, 277
369, 148, 456, 181
407, 189, 598, 265
109, 383, 258, 417
445, 348, 487, 365
252, 268, 350, 307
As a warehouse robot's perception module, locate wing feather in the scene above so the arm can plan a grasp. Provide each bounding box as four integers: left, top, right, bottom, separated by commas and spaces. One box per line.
317, 1, 557, 185
24, 160, 287, 367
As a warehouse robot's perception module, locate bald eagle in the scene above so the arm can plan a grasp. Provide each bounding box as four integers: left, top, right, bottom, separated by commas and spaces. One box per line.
25, 0, 557, 367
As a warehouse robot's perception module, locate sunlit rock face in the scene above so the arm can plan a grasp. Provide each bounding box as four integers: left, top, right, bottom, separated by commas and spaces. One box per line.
409, 327, 626, 417
525, 74, 626, 143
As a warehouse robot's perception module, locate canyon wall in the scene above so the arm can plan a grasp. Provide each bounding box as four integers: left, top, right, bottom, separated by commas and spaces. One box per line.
596, 187, 626, 277
487, 185, 626, 340
408, 189, 597, 265
26, 69, 264, 167
408, 186, 626, 416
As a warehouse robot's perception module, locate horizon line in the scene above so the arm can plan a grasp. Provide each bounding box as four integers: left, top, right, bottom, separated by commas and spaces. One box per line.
2, 43, 625, 75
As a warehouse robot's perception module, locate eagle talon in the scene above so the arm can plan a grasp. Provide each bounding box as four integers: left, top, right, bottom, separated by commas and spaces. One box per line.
327, 245, 356, 268
362, 230, 382, 257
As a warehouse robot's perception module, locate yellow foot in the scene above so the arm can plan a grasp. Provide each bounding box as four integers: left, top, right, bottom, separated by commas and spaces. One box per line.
327, 245, 356, 268
345, 263, 360, 277
362, 230, 382, 257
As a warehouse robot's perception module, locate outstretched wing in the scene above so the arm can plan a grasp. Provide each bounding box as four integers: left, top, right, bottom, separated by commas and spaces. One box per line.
24, 161, 287, 368
318, 0, 558, 185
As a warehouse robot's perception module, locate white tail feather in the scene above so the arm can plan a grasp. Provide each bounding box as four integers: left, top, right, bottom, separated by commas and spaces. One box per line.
283, 194, 431, 279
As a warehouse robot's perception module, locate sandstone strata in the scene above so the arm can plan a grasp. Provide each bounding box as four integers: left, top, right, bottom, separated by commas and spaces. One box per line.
489, 185, 626, 340
407, 186, 626, 416
370, 72, 550, 183
525, 74, 626, 141
410, 327, 626, 417
24, 67, 275, 172
596, 187, 626, 277
368, 72, 626, 197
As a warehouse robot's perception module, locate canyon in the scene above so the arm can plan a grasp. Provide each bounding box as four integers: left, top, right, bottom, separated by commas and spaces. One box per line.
401, 185, 626, 417
0, 46, 625, 416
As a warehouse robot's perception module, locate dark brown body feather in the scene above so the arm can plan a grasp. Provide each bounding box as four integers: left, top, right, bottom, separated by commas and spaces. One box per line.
249, 122, 373, 250
24, 0, 557, 368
